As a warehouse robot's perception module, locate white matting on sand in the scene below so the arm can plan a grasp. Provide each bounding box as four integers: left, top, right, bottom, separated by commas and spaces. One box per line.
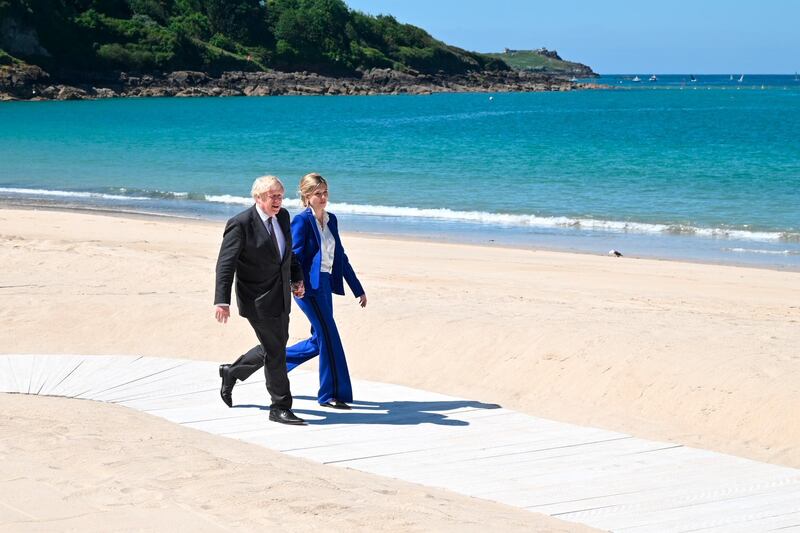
2, 354, 799, 532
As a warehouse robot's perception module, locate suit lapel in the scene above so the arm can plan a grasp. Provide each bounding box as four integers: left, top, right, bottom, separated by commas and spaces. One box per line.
250, 205, 280, 260
307, 208, 321, 246
328, 214, 339, 245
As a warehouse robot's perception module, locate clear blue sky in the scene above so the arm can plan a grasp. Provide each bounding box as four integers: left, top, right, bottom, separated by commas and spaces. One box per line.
344, 0, 799, 74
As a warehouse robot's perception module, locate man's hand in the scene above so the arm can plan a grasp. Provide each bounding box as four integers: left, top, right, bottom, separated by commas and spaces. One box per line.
292, 280, 305, 299
358, 294, 367, 308
215, 305, 230, 323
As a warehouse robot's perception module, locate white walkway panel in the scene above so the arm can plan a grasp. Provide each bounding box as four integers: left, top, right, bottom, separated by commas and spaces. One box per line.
2, 354, 799, 532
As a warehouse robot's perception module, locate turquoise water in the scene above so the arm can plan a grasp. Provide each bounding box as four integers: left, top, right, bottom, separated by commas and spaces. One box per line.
1, 77, 799, 268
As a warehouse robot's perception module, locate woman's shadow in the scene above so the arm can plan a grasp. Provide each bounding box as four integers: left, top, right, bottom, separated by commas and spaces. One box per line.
237, 397, 502, 426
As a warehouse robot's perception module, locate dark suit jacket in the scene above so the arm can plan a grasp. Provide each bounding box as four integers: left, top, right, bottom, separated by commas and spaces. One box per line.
291, 207, 364, 298
215, 206, 303, 319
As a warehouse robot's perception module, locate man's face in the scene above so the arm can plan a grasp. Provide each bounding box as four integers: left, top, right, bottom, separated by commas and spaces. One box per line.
255, 187, 284, 217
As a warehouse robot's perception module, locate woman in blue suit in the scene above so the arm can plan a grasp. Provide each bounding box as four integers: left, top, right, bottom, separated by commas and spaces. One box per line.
286, 173, 367, 409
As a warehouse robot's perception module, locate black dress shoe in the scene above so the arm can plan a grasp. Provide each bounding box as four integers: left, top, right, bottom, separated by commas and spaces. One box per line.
219, 364, 235, 408
319, 399, 351, 410
269, 408, 306, 425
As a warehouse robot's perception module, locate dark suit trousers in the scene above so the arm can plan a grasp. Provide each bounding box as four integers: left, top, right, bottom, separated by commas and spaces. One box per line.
228, 314, 292, 409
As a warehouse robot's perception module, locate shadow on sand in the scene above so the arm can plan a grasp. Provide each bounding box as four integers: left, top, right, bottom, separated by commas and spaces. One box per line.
235, 396, 502, 426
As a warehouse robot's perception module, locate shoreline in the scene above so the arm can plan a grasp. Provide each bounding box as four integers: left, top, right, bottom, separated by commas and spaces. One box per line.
2, 205, 799, 471
1, 66, 599, 102
3, 198, 799, 274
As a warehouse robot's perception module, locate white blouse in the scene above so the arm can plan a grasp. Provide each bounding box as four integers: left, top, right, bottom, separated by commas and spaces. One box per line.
315, 211, 335, 274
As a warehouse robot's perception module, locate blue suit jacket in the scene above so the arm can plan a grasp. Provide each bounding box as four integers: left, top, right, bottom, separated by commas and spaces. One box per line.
291, 208, 364, 298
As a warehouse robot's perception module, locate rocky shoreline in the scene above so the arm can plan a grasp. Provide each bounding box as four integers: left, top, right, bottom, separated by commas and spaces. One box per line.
0, 65, 599, 101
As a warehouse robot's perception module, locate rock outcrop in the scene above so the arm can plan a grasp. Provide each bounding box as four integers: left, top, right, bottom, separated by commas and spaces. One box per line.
0, 65, 600, 101
0, 63, 49, 100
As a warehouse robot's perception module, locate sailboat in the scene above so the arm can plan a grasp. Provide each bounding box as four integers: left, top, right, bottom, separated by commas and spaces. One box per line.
632, 75, 641, 82
738, 74, 744, 83
689, 74, 697, 82
795, 72, 799, 81
649, 74, 658, 81
729, 74, 734, 81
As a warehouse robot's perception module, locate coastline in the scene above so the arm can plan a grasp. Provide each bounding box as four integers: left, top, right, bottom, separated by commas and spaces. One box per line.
0, 66, 599, 101
2, 205, 799, 470
2, 198, 798, 273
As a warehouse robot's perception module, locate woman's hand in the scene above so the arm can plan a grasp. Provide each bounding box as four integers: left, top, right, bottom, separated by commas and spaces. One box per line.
292, 280, 305, 299
358, 294, 367, 308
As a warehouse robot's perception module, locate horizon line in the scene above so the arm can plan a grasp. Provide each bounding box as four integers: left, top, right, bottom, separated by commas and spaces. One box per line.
596, 72, 798, 76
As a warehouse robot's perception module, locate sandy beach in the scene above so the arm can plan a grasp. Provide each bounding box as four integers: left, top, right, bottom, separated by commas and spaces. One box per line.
2, 206, 799, 529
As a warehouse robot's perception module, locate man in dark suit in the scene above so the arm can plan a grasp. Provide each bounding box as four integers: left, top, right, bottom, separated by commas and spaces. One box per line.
214, 175, 306, 425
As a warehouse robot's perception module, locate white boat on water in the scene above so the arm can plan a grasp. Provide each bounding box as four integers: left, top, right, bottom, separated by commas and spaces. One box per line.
649, 75, 657, 81
730, 74, 734, 80
738, 74, 744, 82
632, 75, 641, 82
569, 76, 578, 82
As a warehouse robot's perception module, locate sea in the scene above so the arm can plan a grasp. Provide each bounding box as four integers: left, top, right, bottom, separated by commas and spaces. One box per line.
1, 74, 799, 269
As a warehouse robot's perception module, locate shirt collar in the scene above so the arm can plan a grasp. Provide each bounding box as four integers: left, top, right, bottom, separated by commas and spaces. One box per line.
255, 203, 270, 222
308, 207, 329, 226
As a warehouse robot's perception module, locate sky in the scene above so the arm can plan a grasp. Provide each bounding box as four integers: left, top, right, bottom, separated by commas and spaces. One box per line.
343, 1, 799, 74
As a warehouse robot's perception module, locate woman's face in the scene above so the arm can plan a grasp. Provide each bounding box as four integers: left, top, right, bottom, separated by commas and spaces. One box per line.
308, 184, 329, 211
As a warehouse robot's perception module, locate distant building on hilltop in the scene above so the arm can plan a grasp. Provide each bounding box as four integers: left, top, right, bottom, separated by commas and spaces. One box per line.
534, 48, 562, 60
503, 48, 563, 61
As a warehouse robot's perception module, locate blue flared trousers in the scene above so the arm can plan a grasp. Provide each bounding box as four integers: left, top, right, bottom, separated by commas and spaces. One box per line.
286, 272, 353, 404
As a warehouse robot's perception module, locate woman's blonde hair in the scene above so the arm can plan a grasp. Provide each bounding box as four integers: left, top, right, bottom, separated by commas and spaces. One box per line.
298, 173, 328, 207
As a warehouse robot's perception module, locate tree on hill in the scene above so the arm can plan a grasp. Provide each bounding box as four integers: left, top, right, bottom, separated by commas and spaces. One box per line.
0, 0, 510, 76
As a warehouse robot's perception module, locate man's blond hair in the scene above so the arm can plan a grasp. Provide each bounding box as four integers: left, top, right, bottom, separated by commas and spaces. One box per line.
251, 175, 285, 198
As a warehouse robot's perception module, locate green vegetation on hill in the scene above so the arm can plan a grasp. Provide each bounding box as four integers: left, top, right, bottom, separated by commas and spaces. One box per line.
485, 49, 594, 76
0, 46, 19, 65
0, 0, 509, 76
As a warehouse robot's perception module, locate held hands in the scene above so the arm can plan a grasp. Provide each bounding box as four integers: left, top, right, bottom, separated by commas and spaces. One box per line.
292, 280, 305, 299
215, 305, 230, 324
358, 294, 367, 308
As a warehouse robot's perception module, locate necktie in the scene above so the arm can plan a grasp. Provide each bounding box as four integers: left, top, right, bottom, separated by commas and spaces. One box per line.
267, 217, 281, 259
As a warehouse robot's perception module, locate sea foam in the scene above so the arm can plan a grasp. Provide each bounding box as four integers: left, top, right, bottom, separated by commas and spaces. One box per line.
0, 187, 151, 201
3, 186, 796, 244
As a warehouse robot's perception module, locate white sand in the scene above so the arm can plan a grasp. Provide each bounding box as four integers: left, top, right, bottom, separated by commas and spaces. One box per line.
2, 206, 799, 528
0, 393, 586, 531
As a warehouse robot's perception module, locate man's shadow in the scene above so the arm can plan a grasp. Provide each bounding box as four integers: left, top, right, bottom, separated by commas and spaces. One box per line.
236, 396, 502, 426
